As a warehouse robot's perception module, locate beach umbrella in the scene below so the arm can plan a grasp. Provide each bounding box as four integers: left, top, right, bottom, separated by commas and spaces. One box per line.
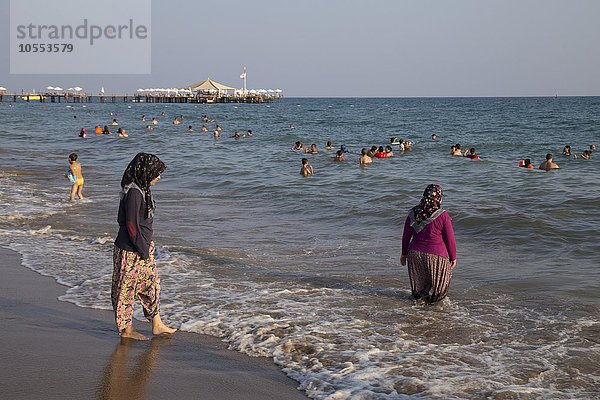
137, 88, 144, 92
267, 89, 275, 93
275, 89, 282, 93
0, 86, 7, 91
74, 86, 82, 91
46, 86, 56, 90
67, 87, 74, 91
55, 87, 63, 91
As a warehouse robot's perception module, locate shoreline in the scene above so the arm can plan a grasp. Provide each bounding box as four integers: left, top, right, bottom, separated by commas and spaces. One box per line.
0, 245, 307, 400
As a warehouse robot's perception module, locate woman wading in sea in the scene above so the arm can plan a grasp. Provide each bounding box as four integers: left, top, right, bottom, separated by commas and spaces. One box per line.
400, 184, 457, 303
111, 153, 177, 340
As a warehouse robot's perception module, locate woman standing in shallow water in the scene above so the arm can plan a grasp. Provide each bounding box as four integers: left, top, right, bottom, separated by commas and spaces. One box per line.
400, 184, 457, 303
112, 153, 177, 340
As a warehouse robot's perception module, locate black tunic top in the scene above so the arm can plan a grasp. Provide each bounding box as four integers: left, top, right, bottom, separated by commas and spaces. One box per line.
114, 186, 153, 260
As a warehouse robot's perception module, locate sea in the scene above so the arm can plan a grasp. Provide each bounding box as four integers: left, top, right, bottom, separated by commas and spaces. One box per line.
0, 97, 599, 399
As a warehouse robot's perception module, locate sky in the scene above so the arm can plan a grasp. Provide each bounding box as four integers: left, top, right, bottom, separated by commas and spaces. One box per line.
1, 0, 599, 97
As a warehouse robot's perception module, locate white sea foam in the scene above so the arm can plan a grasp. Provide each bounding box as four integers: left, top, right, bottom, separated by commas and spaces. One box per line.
2, 210, 599, 399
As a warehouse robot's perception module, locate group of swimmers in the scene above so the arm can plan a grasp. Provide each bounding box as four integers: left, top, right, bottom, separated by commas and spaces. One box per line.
517, 144, 596, 171
78, 125, 128, 137
450, 144, 481, 159
296, 133, 597, 176
77, 112, 255, 141
561, 144, 594, 160
295, 136, 419, 175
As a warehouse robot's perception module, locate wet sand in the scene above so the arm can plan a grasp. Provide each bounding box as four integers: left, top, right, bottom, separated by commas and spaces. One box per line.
0, 246, 307, 400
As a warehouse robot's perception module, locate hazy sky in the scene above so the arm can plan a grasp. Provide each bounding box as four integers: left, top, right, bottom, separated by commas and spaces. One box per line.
1, 0, 599, 97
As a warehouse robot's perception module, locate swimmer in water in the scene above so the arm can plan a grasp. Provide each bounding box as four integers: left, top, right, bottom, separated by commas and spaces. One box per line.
385, 145, 394, 157
333, 150, 345, 161
359, 148, 372, 165
187, 125, 194, 132
452, 144, 462, 156
79, 128, 87, 138
366, 146, 378, 157
293, 141, 304, 151
300, 158, 314, 176
326, 141, 334, 150
152, 118, 158, 125
305, 143, 318, 154
201, 125, 208, 132
117, 128, 128, 137
374, 146, 387, 158
464, 148, 480, 159
66, 153, 84, 201
111, 119, 119, 126
519, 158, 534, 169
103, 125, 111, 135
539, 153, 559, 171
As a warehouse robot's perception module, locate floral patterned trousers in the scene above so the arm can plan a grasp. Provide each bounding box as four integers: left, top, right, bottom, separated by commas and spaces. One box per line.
111, 242, 160, 332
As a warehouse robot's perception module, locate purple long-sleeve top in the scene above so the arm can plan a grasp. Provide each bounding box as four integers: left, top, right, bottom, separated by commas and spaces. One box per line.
401, 210, 456, 261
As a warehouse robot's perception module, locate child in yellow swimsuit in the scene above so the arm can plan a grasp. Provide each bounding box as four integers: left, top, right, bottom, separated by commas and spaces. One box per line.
67, 153, 85, 201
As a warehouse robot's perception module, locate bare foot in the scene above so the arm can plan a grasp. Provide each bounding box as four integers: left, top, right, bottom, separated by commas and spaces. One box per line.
152, 323, 177, 336
120, 328, 149, 341
152, 315, 177, 335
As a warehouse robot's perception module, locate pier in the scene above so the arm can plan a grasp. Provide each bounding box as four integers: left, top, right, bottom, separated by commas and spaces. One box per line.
0, 93, 281, 104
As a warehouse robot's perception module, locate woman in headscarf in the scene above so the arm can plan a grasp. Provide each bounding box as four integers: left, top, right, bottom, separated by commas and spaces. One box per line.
400, 184, 457, 303
112, 153, 176, 340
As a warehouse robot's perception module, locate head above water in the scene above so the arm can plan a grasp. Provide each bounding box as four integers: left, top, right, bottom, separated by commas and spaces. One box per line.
546, 153, 553, 161
302, 158, 308, 165
68, 153, 78, 162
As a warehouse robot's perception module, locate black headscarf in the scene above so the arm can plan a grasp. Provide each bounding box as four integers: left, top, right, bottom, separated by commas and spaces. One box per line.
120, 153, 166, 218
412, 184, 444, 224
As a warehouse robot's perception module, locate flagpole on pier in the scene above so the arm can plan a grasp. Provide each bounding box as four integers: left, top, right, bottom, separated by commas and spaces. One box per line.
240, 67, 247, 94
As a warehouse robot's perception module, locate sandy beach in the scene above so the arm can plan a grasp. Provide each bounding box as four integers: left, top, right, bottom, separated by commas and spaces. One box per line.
0, 246, 307, 400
